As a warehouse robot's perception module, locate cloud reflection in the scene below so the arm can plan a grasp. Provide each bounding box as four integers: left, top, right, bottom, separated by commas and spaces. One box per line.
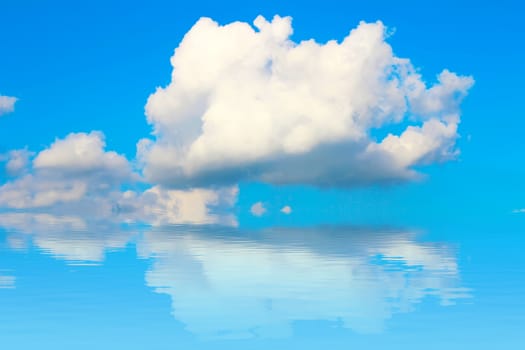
0, 213, 134, 262
0, 215, 471, 337
138, 226, 471, 337
0, 275, 15, 289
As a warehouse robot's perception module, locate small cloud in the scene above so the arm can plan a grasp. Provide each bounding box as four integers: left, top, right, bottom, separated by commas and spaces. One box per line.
280, 205, 292, 215
250, 201, 267, 217
0, 95, 17, 116
512, 208, 525, 213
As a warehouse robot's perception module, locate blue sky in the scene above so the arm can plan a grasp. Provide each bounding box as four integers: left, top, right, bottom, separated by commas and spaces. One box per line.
0, 0, 524, 227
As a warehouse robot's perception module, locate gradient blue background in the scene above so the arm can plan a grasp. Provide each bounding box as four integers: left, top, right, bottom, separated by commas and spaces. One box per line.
0, 0, 524, 348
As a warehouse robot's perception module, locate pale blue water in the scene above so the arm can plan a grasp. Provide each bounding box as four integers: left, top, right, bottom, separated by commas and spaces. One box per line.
0, 213, 524, 349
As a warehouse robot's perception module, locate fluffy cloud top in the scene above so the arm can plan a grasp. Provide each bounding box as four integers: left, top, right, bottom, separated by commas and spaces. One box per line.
0, 94, 17, 116
140, 15, 473, 188
33, 131, 132, 178
0, 132, 135, 209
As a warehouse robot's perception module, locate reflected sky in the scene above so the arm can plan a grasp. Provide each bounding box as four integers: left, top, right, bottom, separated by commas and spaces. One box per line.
139, 226, 470, 337
0, 212, 499, 348
0, 274, 15, 289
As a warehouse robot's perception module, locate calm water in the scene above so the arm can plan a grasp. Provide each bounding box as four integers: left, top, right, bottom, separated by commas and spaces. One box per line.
0, 213, 524, 349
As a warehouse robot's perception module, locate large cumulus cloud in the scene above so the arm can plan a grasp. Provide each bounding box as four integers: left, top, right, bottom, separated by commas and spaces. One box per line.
139, 15, 473, 188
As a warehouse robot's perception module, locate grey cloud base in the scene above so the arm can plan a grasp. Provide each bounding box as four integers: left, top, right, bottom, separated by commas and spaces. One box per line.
144, 139, 420, 188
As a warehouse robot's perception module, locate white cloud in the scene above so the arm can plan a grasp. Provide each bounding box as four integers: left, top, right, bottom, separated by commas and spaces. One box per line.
4, 148, 34, 176
0, 174, 87, 209
0, 95, 17, 116
250, 201, 266, 216
0, 132, 238, 225
115, 185, 238, 226
0, 131, 135, 209
512, 208, 525, 213
139, 227, 471, 337
139, 15, 473, 188
0, 15, 474, 229
280, 205, 292, 214
33, 131, 133, 179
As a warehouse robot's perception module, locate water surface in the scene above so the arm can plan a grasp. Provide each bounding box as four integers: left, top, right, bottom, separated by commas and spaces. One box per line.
0, 213, 523, 349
